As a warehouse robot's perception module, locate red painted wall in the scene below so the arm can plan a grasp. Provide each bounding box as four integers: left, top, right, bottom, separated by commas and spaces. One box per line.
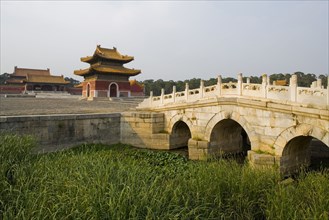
0, 85, 25, 94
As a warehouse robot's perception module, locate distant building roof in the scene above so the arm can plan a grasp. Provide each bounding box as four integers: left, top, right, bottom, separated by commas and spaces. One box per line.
274, 80, 287, 86
130, 79, 144, 92
25, 74, 69, 84
5, 66, 69, 85
5, 78, 25, 84
81, 45, 134, 64
74, 83, 83, 88
13, 66, 50, 77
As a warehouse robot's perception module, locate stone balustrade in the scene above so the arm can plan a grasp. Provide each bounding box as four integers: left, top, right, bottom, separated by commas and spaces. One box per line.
138, 74, 329, 109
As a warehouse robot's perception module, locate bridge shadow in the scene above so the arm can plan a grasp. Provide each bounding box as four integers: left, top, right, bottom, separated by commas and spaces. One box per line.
282, 136, 329, 177
167, 120, 191, 158
209, 119, 251, 163
309, 138, 329, 170
170, 146, 189, 157
169, 121, 191, 151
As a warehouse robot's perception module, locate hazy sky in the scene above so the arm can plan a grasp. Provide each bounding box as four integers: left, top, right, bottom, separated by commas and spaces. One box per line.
1, 1, 328, 81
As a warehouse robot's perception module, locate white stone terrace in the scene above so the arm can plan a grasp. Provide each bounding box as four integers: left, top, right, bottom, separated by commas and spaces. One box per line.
138, 74, 329, 109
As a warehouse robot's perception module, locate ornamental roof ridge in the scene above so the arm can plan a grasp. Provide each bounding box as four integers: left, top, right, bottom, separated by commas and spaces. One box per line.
74, 64, 141, 77
24, 74, 70, 84
80, 45, 134, 64
13, 66, 51, 76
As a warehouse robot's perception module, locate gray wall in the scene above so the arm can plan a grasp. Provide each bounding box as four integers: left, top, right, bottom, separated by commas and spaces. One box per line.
0, 113, 121, 152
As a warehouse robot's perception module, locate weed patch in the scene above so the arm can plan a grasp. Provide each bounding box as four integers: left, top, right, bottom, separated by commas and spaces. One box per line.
1, 134, 328, 219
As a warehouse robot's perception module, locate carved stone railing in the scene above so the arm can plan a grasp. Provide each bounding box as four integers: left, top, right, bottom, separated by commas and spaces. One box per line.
242, 83, 262, 98
138, 73, 329, 109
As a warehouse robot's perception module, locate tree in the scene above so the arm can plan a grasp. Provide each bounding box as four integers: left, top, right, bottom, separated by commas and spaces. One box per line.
64, 77, 80, 87
318, 75, 328, 88
186, 78, 201, 89
205, 78, 217, 86
176, 80, 185, 92
222, 77, 237, 83
0, 73, 10, 84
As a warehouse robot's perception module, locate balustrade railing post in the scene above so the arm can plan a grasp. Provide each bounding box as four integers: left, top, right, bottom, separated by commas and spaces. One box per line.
327, 77, 329, 105
289, 74, 297, 102
161, 88, 164, 104
217, 75, 222, 96
246, 77, 250, 84
200, 80, 204, 98
262, 74, 267, 98
317, 78, 322, 88
267, 75, 271, 85
172, 85, 176, 103
237, 73, 243, 96
185, 83, 189, 101
149, 91, 153, 106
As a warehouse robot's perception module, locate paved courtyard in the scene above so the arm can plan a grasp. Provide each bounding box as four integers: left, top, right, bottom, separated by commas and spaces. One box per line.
0, 97, 135, 116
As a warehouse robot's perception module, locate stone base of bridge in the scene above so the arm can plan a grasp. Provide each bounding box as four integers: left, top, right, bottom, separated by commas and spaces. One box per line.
188, 139, 210, 160
188, 143, 282, 167
247, 151, 280, 167
188, 139, 249, 161
248, 150, 312, 176
121, 112, 172, 150
189, 143, 312, 176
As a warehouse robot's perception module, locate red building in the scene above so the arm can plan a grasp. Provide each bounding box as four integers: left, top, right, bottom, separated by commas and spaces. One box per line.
74, 45, 143, 100
130, 79, 145, 97
4, 66, 70, 93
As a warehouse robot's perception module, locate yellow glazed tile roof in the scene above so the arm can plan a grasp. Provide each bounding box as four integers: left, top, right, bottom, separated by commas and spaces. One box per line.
5, 79, 25, 84
25, 74, 70, 84
81, 45, 134, 63
274, 80, 287, 86
74, 63, 141, 76
13, 67, 50, 77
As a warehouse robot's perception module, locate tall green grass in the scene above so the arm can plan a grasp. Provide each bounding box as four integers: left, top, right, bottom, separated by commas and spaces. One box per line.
1, 134, 328, 219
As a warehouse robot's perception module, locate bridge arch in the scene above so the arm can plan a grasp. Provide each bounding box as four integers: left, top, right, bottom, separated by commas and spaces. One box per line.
167, 114, 193, 149
170, 120, 192, 149
273, 123, 329, 156
208, 119, 251, 156
167, 114, 193, 135
274, 124, 329, 174
202, 111, 257, 158
204, 110, 258, 149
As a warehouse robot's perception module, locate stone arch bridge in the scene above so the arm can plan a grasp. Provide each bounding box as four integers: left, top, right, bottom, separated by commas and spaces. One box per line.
121, 74, 329, 174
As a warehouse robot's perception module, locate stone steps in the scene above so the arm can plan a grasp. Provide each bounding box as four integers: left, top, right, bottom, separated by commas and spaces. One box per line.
78, 96, 147, 110
28, 92, 79, 99
4, 94, 36, 98
109, 97, 147, 108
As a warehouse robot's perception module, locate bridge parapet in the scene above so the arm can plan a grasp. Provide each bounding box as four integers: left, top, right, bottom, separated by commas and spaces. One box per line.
137, 73, 329, 109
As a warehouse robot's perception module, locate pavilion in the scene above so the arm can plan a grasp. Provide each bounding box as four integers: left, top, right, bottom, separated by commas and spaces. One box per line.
74, 45, 143, 100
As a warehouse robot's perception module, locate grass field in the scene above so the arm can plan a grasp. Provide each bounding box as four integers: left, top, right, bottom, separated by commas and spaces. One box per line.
1, 134, 329, 219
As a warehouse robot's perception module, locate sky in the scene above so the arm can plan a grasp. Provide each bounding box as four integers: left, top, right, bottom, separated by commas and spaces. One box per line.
1, 1, 328, 82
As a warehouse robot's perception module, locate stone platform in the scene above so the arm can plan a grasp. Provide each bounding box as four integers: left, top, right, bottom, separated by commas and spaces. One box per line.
0, 96, 133, 116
